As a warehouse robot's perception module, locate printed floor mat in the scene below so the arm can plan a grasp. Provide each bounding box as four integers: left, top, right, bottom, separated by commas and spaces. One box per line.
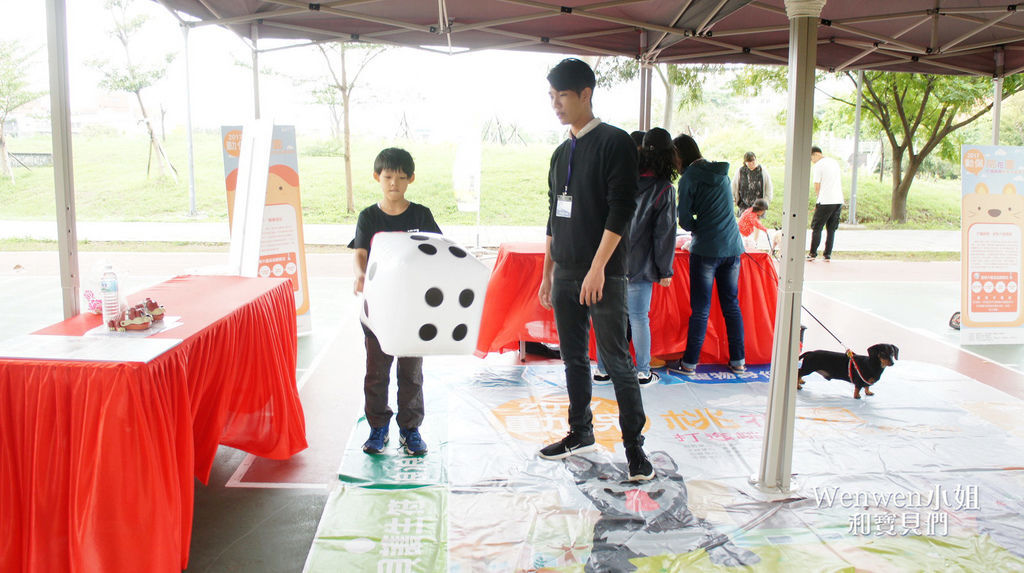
306, 359, 1024, 572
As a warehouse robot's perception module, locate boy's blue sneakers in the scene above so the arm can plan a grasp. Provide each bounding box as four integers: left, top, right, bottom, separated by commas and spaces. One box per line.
362, 426, 389, 454
399, 427, 428, 456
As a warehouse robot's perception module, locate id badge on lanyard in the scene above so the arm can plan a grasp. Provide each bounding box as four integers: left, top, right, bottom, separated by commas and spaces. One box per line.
556, 137, 576, 219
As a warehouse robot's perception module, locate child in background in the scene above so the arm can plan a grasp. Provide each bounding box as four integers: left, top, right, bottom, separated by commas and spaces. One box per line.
738, 198, 771, 251
349, 147, 441, 456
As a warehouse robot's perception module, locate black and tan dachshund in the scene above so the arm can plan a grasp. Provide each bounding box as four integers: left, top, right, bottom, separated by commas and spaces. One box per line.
797, 343, 899, 399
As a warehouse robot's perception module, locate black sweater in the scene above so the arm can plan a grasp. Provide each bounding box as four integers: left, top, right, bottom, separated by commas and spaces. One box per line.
545, 122, 638, 278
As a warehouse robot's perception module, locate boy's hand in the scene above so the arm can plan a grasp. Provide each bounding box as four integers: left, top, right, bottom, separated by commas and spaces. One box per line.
658, 277, 672, 288
580, 268, 604, 305
354, 274, 365, 294
538, 278, 552, 310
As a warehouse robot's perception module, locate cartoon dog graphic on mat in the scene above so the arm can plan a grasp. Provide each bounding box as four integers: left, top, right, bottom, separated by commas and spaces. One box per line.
564, 451, 759, 571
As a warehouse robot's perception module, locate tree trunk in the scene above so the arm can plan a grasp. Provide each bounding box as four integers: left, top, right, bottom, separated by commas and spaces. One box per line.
134, 90, 178, 183
889, 147, 907, 223
341, 47, 354, 213
0, 127, 12, 183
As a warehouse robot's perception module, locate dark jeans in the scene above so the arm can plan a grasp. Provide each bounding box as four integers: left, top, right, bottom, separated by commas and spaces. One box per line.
682, 254, 745, 368
361, 323, 424, 430
551, 273, 647, 448
809, 203, 842, 258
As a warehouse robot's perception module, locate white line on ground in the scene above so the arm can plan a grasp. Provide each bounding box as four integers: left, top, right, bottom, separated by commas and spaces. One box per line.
809, 289, 1024, 377
225, 324, 342, 488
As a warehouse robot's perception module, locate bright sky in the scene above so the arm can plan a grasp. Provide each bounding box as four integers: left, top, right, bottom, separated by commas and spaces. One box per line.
0, 0, 645, 140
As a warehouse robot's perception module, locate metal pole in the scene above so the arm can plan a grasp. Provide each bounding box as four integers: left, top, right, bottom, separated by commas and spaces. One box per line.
45, 0, 80, 319
637, 30, 649, 130
993, 77, 1003, 145
849, 69, 863, 224
993, 47, 1004, 145
183, 24, 198, 216
643, 65, 653, 130
754, 0, 824, 495
252, 22, 261, 119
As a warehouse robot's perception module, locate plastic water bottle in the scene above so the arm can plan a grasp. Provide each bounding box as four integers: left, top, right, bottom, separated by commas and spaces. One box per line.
100, 265, 120, 329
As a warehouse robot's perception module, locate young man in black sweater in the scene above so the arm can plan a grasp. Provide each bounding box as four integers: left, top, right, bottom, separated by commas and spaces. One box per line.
536, 58, 654, 481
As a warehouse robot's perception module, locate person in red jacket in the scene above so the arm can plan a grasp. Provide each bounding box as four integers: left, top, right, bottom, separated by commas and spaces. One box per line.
738, 198, 770, 249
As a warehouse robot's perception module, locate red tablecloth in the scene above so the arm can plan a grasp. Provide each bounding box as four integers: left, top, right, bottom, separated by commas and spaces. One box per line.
1, 275, 307, 573
475, 243, 780, 364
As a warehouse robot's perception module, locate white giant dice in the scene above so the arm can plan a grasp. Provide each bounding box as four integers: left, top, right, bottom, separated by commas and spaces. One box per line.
362, 232, 490, 356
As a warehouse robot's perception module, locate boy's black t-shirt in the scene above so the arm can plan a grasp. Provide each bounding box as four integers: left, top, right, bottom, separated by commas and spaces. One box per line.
348, 202, 442, 252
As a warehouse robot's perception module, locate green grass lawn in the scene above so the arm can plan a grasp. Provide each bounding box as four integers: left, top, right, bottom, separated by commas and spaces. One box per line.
1, 130, 962, 229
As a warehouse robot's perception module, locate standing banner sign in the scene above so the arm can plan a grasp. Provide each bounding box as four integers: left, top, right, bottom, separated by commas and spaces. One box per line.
223, 124, 313, 335
960, 144, 1024, 344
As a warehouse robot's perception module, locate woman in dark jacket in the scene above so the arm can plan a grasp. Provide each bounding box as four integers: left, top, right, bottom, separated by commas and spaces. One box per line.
595, 127, 678, 386
672, 133, 746, 376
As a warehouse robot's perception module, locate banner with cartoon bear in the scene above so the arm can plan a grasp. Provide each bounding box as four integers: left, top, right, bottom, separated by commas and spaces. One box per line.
961, 145, 1024, 344
222, 125, 312, 335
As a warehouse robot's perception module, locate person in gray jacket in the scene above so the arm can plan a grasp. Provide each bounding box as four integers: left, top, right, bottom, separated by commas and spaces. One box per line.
594, 127, 678, 386
672, 134, 746, 376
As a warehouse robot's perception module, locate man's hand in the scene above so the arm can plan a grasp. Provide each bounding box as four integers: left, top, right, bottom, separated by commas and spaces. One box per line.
658, 277, 672, 288
580, 268, 605, 305
354, 274, 365, 295
538, 278, 553, 310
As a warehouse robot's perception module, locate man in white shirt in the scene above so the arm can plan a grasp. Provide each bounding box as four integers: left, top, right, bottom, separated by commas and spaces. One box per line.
808, 146, 844, 261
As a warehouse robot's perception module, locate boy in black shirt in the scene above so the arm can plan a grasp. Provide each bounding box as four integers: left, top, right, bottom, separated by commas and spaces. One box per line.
350, 147, 441, 456
537, 58, 654, 482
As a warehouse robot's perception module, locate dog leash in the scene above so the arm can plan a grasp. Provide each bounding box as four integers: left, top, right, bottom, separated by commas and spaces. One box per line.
742, 247, 874, 384
800, 304, 871, 384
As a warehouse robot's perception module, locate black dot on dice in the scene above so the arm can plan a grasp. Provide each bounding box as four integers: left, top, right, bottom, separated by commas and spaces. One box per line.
419, 324, 437, 341
418, 244, 438, 255
410, 235, 429, 241
425, 287, 444, 307
459, 289, 475, 307
368, 262, 377, 280
449, 246, 467, 258
452, 324, 468, 341
363, 300, 369, 318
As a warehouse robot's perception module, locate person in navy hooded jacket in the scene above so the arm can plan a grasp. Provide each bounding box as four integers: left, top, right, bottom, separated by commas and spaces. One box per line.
672, 133, 746, 376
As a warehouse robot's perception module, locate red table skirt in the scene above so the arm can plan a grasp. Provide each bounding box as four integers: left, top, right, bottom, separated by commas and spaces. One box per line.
1, 275, 307, 572
475, 243, 780, 364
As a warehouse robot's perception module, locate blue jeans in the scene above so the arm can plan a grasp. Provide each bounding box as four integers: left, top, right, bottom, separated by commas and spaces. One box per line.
681, 254, 745, 369
597, 280, 654, 375
551, 273, 647, 448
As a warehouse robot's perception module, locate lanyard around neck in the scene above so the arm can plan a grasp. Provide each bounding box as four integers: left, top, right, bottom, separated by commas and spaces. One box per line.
563, 136, 577, 195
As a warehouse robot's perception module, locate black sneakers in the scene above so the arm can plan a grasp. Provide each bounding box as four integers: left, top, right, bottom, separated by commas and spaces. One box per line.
626, 445, 655, 481
538, 431, 598, 460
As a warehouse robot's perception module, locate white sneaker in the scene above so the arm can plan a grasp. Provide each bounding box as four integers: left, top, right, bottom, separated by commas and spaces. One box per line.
637, 371, 659, 386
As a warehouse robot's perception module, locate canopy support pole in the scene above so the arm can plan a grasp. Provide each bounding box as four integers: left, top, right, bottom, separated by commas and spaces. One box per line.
252, 23, 261, 119
183, 24, 198, 216
753, 0, 824, 495
993, 47, 1004, 145
45, 0, 80, 319
637, 30, 652, 131
849, 69, 863, 224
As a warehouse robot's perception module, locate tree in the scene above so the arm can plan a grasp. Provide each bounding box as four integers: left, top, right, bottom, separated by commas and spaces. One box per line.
0, 40, 44, 183
736, 66, 1024, 223
92, 0, 177, 182
315, 42, 386, 213
592, 57, 716, 133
